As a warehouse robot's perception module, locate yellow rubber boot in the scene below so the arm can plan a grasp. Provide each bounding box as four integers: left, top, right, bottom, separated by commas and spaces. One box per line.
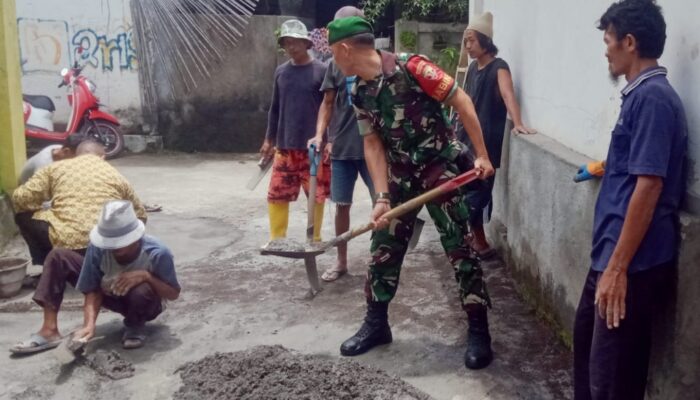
269, 202, 289, 240
313, 202, 325, 242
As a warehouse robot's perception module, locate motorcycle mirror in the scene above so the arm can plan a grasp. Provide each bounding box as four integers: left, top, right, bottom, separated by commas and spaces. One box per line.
60, 68, 69, 77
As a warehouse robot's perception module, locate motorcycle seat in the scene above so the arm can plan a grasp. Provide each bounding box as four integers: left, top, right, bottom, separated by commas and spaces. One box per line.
22, 94, 56, 112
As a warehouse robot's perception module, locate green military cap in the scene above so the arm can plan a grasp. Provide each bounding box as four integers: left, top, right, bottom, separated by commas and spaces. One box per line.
327, 16, 374, 45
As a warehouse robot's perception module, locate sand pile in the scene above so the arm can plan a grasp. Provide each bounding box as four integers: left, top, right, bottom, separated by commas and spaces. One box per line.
174, 345, 432, 400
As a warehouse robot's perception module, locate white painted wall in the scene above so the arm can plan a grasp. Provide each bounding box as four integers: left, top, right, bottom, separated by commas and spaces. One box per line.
476, 0, 700, 202
15, 0, 141, 128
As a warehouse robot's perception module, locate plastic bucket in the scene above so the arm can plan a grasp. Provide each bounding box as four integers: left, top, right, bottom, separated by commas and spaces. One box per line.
0, 257, 29, 298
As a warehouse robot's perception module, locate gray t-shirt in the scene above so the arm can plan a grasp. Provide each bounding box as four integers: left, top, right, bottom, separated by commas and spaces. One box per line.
76, 235, 180, 296
19, 145, 62, 184
265, 59, 326, 150
321, 61, 364, 160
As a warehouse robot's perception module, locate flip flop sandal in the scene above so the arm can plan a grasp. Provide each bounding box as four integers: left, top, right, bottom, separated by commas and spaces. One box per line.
10, 333, 62, 355
145, 204, 163, 213
122, 328, 147, 350
321, 268, 347, 282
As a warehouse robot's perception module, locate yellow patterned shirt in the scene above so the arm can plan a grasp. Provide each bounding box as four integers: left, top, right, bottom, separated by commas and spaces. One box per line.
12, 155, 147, 250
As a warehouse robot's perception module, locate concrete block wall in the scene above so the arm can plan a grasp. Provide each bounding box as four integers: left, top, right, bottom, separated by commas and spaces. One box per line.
394, 19, 466, 63
487, 130, 700, 399
149, 15, 306, 153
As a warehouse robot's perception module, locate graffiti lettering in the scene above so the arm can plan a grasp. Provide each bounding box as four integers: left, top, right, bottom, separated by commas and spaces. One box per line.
17, 18, 70, 74
72, 28, 138, 71
17, 18, 138, 74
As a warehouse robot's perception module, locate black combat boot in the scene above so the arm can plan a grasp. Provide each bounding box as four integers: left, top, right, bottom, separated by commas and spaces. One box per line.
464, 304, 493, 369
340, 301, 392, 356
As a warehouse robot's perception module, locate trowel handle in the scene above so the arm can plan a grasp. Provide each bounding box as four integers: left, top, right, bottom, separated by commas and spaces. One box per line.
258, 155, 273, 168
308, 144, 320, 177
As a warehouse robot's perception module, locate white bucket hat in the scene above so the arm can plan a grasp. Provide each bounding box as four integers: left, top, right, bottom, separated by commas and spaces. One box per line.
89, 200, 145, 250
278, 19, 312, 45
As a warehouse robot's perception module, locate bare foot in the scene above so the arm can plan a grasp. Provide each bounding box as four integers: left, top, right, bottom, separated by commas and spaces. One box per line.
321, 262, 348, 282
37, 328, 62, 342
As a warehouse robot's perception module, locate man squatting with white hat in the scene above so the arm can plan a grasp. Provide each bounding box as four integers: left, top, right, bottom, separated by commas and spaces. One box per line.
12, 200, 180, 353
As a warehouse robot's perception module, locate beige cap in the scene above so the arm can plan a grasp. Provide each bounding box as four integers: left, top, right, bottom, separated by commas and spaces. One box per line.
467, 12, 493, 39
278, 19, 312, 45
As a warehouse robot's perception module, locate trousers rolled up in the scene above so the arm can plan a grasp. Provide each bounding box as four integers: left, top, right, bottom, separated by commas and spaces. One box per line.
15, 212, 52, 265
33, 248, 163, 327
365, 181, 490, 309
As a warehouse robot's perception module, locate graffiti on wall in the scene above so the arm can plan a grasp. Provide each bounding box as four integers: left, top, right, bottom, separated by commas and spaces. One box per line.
17, 18, 71, 73
72, 29, 138, 71
17, 18, 138, 74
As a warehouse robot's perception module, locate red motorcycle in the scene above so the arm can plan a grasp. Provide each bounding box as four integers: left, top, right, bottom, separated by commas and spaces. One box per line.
23, 62, 124, 158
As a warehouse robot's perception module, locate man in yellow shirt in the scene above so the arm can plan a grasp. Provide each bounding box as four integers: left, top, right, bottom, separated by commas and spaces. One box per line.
12, 140, 147, 264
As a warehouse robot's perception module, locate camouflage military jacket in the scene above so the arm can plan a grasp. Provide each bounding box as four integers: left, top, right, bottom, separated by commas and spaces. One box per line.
352, 51, 466, 195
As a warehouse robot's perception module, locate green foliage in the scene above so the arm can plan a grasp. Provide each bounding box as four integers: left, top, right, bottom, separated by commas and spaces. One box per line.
361, 0, 469, 22
399, 31, 417, 52
361, 0, 392, 22
436, 46, 459, 75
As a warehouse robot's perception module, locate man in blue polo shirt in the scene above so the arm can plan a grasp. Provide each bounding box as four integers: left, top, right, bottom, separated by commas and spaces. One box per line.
573, 1, 687, 399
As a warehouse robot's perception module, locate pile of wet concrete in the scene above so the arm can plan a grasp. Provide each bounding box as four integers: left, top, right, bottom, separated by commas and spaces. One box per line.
174, 345, 433, 400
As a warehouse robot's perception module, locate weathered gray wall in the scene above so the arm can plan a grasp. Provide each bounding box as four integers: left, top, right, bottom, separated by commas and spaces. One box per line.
488, 130, 700, 399
149, 15, 309, 153
0, 195, 18, 254
394, 19, 466, 63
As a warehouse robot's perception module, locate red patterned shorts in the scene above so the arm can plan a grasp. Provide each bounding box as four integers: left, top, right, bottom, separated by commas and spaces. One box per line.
267, 149, 331, 203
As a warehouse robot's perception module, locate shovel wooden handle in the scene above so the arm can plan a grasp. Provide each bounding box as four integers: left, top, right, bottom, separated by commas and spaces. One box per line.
327, 169, 480, 246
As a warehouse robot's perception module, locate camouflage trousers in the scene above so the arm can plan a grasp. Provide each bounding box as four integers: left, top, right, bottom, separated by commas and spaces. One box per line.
365, 178, 491, 309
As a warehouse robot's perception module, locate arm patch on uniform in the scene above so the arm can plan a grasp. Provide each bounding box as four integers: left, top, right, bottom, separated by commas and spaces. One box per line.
405, 55, 456, 102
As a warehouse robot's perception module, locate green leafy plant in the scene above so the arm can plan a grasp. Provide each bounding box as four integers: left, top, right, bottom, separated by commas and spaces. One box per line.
436, 46, 459, 75
399, 31, 417, 52
362, 0, 469, 22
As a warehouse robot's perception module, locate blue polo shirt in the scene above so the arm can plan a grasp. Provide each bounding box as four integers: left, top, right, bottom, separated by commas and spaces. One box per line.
591, 66, 687, 273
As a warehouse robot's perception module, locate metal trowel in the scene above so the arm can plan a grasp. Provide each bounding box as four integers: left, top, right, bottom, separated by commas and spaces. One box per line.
55, 333, 103, 364
407, 217, 425, 250
246, 156, 273, 190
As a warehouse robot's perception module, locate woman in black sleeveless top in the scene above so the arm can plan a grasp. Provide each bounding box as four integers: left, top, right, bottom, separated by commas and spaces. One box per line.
457, 12, 536, 257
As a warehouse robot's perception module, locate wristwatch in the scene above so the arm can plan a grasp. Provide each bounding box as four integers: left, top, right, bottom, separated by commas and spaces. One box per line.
375, 192, 391, 201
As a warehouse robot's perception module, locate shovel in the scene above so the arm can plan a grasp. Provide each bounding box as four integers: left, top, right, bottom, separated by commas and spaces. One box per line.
262, 168, 480, 258
260, 146, 324, 297
302, 144, 322, 295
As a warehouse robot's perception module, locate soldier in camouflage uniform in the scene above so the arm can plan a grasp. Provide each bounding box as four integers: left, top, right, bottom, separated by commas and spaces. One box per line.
327, 16, 497, 369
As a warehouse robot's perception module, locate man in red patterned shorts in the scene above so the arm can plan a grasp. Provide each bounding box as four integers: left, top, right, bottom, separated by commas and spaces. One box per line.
259, 19, 330, 241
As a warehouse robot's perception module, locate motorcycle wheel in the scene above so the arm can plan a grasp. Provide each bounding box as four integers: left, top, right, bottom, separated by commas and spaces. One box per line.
81, 120, 124, 159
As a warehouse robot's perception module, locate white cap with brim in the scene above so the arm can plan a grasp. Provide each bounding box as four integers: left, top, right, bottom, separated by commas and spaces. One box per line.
278, 19, 312, 45
467, 12, 494, 39
89, 200, 146, 250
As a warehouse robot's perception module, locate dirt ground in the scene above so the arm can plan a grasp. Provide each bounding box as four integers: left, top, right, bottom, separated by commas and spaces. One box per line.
0, 153, 572, 400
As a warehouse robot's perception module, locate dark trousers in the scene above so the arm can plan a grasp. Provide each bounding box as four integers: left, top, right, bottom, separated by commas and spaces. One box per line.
33, 248, 163, 328
465, 174, 496, 226
573, 263, 675, 400
15, 212, 52, 265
